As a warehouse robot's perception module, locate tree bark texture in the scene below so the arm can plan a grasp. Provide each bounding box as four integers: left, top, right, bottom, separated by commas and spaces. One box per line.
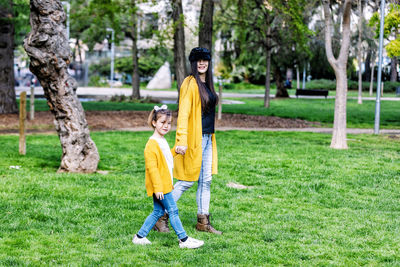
172, 0, 187, 92
0, 0, 18, 114
323, 0, 352, 149
130, 0, 140, 99
274, 67, 289, 98
390, 57, 398, 82
198, 0, 214, 52
24, 0, 99, 172
357, 0, 363, 104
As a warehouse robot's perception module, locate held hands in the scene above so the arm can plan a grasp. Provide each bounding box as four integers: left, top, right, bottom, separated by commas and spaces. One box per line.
175, 146, 187, 155
155, 192, 164, 200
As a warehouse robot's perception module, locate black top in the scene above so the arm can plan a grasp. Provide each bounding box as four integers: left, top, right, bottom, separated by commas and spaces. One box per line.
201, 83, 216, 134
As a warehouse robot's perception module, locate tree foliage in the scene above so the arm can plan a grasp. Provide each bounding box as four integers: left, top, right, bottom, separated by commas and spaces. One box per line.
215, 0, 313, 84
369, 3, 400, 58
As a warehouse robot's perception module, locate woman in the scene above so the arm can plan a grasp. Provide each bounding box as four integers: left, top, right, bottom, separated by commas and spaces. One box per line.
154, 47, 222, 235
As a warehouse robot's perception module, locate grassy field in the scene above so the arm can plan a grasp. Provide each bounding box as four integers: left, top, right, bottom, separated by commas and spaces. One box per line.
0, 131, 399, 265
27, 97, 400, 129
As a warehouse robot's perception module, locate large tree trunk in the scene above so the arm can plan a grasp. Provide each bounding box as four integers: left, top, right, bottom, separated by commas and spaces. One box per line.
24, 0, 99, 172
323, 0, 352, 149
0, 0, 18, 114
357, 0, 363, 104
131, 0, 140, 99
172, 0, 187, 92
199, 0, 214, 52
274, 67, 289, 98
390, 57, 398, 82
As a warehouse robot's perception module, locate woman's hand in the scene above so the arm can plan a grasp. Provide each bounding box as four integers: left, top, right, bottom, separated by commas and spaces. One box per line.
155, 192, 164, 200
175, 146, 188, 155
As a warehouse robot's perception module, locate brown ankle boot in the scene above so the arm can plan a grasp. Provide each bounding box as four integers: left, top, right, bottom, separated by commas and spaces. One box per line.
196, 214, 222, 235
153, 213, 170, 232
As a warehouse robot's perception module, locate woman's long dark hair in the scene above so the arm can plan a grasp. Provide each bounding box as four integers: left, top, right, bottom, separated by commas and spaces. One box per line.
190, 60, 219, 112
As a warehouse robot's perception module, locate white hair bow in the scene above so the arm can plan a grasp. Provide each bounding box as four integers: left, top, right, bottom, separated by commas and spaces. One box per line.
154, 104, 168, 111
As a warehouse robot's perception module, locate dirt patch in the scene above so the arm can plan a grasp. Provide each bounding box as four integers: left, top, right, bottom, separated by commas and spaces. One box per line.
0, 110, 319, 134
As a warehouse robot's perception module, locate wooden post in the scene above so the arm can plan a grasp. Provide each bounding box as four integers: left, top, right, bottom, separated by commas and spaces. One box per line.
217, 78, 222, 120
19, 92, 26, 155
30, 84, 35, 120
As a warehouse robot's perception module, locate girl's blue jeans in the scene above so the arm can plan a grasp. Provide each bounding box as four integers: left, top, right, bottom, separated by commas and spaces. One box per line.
138, 192, 187, 240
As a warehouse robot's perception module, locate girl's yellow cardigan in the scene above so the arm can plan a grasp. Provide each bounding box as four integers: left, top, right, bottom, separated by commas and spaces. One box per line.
144, 139, 175, 196
173, 76, 218, 181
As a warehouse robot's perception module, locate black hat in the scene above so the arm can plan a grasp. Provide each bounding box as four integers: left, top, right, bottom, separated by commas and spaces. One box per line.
189, 47, 211, 62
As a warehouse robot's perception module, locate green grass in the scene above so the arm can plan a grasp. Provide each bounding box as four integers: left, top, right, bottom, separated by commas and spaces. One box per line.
221, 98, 400, 129
0, 131, 400, 265
29, 97, 400, 129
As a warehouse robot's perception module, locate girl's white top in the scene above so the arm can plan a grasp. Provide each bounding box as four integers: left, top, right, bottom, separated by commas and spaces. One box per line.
150, 136, 173, 183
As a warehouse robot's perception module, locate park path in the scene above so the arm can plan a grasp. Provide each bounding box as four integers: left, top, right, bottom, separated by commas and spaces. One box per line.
15, 86, 400, 101
3, 127, 399, 135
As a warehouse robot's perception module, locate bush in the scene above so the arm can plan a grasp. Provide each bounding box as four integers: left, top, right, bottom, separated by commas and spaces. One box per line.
88, 75, 107, 87
222, 82, 267, 90
305, 79, 400, 92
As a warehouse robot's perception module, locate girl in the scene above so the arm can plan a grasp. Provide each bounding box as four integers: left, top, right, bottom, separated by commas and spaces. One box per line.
155, 47, 222, 235
132, 105, 204, 249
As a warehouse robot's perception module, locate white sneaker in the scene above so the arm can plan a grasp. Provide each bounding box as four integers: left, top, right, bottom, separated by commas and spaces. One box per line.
179, 236, 204, 249
132, 234, 151, 245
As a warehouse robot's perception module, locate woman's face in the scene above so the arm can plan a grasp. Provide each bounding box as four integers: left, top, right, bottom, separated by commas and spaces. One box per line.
197, 59, 209, 74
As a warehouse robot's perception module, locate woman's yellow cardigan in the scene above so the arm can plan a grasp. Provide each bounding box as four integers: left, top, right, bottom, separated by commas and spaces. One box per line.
144, 139, 175, 196
173, 76, 218, 181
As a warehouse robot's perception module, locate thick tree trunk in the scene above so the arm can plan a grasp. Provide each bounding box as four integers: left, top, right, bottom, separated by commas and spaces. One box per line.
172, 0, 187, 92
331, 68, 348, 149
131, 0, 140, 99
199, 0, 214, 52
263, 48, 271, 108
274, 67, 289, 98
390, 57, 398, 82
24, 0, 99, 172
357, 0, 363, 104
0, 0, 18, 114
323, 0, 352, 149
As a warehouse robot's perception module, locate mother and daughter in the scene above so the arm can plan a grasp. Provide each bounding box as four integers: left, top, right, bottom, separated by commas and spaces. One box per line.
132, 47, 222, 249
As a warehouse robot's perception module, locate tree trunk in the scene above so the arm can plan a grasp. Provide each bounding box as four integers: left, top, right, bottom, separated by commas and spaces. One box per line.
24, 0, 99, 172
331, 68, 348, 149
323, 0, 352, 149
274, 67, 289, 98
390, 57, 398, 82
364, 50, 371, 81
172, 0, 187, 92
199, 0, 214, 52
369, 58, 375, 96
131, 0, 140, 99
264, 48, 271, 107
0, 0, 18, 114
357, 0, 363, 104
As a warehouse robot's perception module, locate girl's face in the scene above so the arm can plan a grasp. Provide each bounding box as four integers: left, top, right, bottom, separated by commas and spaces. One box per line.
197, 59, 209, 74
153, 114, 172, 137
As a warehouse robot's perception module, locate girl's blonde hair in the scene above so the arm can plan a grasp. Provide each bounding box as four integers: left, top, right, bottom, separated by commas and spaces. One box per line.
147, 106, 173, 129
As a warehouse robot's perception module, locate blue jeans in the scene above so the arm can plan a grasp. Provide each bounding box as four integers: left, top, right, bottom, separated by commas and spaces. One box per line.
138, 192, 187, 240
172, 134, 213, 215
